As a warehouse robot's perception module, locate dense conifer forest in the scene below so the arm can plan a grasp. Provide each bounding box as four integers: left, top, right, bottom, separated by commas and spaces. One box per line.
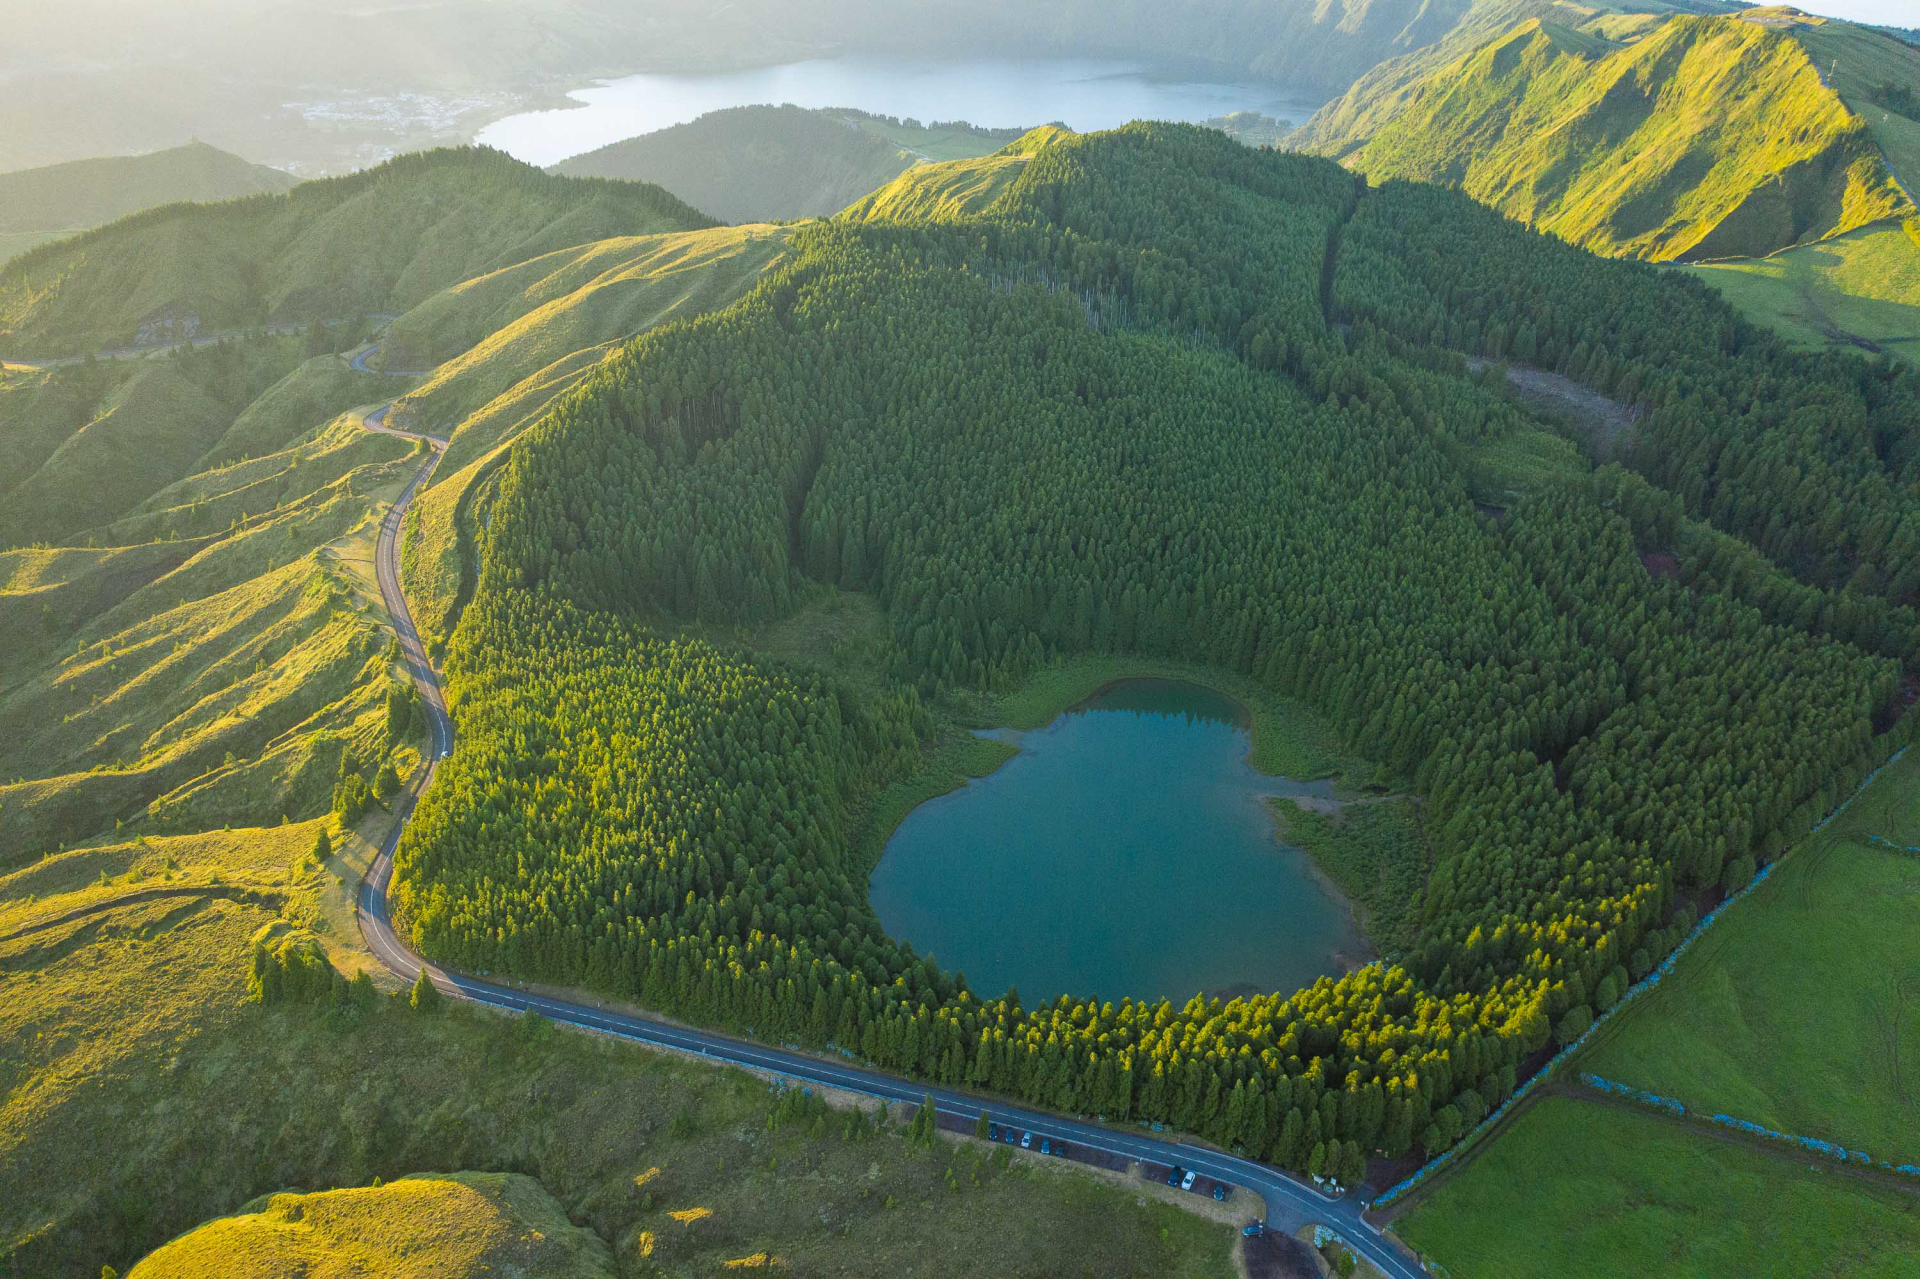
392, 124, 1918, 1172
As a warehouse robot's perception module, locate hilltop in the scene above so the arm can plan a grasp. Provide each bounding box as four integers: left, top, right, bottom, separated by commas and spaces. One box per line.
128, 1173, 616, 1279
1328, 13, 1914, 260
0, 148, 715, 357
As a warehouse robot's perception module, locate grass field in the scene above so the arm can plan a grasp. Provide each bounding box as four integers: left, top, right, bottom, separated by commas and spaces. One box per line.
0, 843, 1240, 1277
1577, 748, 1920, 1161
1396, 1097, 1920, 1279
1684, 221, 1920, 363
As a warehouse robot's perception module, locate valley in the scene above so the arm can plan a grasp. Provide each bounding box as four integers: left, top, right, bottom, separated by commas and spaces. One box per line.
5, 6, 1920, 1277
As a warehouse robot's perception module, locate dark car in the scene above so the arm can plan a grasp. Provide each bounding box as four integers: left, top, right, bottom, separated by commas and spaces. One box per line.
988, 1124, 999, 1141
1212, 1182, 1228, 1201
1166, 1165, 1185, 1187
1051, 1140, 1068, 1157
1242, 1220, 1265, 1238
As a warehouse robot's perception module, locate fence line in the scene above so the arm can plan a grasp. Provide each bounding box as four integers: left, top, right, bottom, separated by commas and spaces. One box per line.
1373, 745, 1909, 1208
1577, 1072, 1920, 1177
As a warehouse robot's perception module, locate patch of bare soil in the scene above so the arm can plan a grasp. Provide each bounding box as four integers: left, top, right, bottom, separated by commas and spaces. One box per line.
1641, 550, 1681, 580
1467, 356, 1641, 458
1243, 1230, 1323, 1279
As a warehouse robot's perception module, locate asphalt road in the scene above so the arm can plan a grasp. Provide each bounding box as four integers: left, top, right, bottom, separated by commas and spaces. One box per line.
350, 404, 1430, 1279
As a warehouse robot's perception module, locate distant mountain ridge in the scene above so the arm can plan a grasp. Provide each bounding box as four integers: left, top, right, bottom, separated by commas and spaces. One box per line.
0, 148, 716, 356
0, 141, 296, 236
1313, 10, 1916, 262
552, 106, 1033, 224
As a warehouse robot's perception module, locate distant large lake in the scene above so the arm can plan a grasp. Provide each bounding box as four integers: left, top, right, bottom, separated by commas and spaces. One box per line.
868, 680, 1369, 1007
477, 58, 1324, 167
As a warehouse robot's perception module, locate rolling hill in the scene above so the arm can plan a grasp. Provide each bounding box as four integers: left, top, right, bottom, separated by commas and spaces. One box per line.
1331, 12, 1914, 261
550, 105, 1028, 224
0, 148, 715, 358
0, 142, 296, 265
127, 1173, 617, 1279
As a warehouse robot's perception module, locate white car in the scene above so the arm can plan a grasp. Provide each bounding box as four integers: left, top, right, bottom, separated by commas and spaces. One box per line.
1180, 1170, 1197, 1191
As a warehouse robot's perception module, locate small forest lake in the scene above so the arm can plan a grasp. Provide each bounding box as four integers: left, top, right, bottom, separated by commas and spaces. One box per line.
868, 680, 1371, 1007
477, 57, 1325, 167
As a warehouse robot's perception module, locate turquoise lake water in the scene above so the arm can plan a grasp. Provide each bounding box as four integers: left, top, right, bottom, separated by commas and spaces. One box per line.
868, 679, 1371, 1006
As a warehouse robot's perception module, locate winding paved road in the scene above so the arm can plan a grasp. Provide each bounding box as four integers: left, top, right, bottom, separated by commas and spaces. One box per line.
350, 398, 1429, 1279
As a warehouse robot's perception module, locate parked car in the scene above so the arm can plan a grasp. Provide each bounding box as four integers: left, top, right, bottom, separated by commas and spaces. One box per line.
1004, 1128, 1016, 1144
1166, 1165, 1185, 1187
1180, 1170, 1197, 1191
1050, 1140, 1068, 1157
988, 1124, 1000, 1141
1242, 1220, 1265, 1238
1040, 1139, 1051, 1155
1020, 1131, 1033, 1149
1212, 1183, 1228, 1201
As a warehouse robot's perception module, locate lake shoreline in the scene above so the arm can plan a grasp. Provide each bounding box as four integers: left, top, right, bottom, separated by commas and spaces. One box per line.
870, 675, 1374, 1006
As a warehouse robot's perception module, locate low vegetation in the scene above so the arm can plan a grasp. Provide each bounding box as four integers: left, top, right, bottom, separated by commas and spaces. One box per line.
1684, 221, 1920, 363
1395, 1097, 1920, 1278
0, 844, 1237, 1276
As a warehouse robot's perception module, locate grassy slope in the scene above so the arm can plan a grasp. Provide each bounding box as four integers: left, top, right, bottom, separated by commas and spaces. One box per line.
0, 347, 423, 862
1345, 14, 1914, 261
1577, 748, 1920, 1159
0, 347, 397, 549
128, 1173, 616, 1279
1684, 220, 1920, 362
1796, 18, 1920, 197
390, 225, 793, 655
0, 148, 715, 355
0, 141, 295, 236
840, 127, 1071, 222
0, 841, 1240, 1277
1396, 1097, 1920, 1278
551, 105, 931, 224
1288, 0, 1586, 158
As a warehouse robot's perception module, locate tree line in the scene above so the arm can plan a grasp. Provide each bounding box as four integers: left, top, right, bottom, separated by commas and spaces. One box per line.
393, 125, 1915, 1173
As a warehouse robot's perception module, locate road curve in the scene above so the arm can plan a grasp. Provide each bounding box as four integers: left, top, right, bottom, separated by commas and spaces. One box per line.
350, 405, 1429, 1279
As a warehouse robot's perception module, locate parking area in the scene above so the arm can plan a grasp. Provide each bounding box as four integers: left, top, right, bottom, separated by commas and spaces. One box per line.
934, 1114, 1240, 1203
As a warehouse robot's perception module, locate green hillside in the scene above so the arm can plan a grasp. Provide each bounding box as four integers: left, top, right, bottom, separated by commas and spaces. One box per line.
0, 142, 295, 257
1340, 13, 1914, 260
128, 1173, 617, 1279
387, 224, 796, 650
384, 124, 1920, 1229
0, 148, 715, 357
838, 129, 1071, 222
550, 105, 1024, 225
1685, 220, 1920, 361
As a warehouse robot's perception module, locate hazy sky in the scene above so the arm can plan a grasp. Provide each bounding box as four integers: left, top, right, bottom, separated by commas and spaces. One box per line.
1798, 0, 1915, 24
